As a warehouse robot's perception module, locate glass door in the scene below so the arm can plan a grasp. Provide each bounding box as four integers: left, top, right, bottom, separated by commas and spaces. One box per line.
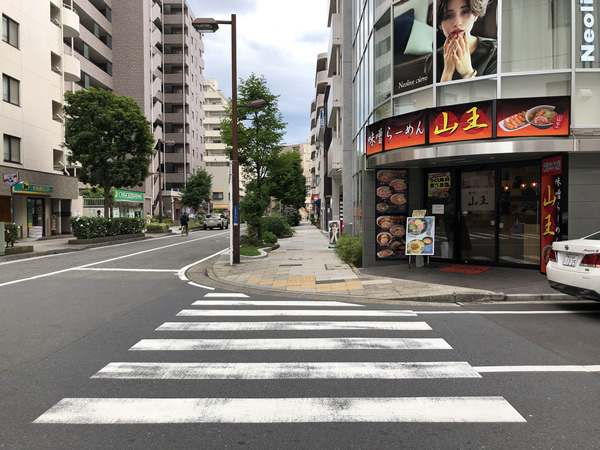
460, 170, 496, 262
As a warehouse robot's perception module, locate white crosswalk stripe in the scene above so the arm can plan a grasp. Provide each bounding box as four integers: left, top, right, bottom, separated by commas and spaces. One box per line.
33, 291, 526, 425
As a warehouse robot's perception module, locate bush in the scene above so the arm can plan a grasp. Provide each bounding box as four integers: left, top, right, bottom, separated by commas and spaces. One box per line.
4, 223, 19, 247
262, 231, 277, 246
240, 247, 260, 256
69, 217, 146, 239
262, 215, 293, 237
240, 235, 264, 248
146, 222, 170, 233
335, 234, 362, 267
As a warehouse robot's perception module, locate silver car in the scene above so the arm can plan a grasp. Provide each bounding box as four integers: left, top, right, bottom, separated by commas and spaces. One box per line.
203, 214, 228, 230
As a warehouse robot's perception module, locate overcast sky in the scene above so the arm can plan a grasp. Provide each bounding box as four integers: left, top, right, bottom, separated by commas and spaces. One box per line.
186, 0, 329, 145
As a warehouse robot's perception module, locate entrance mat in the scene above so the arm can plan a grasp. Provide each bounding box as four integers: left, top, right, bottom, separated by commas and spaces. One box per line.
440, 264, 492, 274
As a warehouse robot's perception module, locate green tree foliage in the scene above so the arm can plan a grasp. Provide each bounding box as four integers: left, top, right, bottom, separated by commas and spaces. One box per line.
63, 87, 155, 218
180, 169, 213, 212
267, 151, 306, 214
82, 186, 117, 207
240, 191, 269, 238
220, 74, 287, 238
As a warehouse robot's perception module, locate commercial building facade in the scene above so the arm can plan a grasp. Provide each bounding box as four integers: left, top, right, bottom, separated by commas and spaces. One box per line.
330, 0, 600, 270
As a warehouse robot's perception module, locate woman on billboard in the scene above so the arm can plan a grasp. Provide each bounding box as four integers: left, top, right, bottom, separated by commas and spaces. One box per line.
425, 0, 497, 82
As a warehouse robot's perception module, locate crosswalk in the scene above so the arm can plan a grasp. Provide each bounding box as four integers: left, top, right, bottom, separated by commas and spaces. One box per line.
34, 293, 526, 425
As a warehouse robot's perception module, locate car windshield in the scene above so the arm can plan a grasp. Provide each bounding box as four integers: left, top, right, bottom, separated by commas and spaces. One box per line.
583, 231, 600, 240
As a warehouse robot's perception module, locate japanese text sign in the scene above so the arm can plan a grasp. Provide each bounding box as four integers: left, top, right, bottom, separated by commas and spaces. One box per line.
541, 155, 563, 273
429, 101, 493, 144
384, 111, 427, 151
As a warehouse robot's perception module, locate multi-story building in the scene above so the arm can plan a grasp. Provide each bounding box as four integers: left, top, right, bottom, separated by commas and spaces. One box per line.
203, 78, 230, 213
1, 0, 80, 237
1, 0, 206, 234
338, 0, 600, 271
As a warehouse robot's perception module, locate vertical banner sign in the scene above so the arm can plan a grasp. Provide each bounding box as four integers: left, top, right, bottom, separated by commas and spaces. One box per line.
541, 156, 563, 273
375, 169, 408, 260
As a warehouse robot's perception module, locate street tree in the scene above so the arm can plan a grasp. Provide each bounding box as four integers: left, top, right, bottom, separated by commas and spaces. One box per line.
63, 87, 155, 218
267, 150, 306, 217
180, 169, 213, 213
220, 74, 287, 238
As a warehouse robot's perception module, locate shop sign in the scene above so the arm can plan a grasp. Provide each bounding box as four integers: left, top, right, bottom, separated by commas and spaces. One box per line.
3, 172, 18, 186
115, 190, 144, 202
461, 187, 495, 212
366, 96, 571, 157
384, 111, 426, 151
375, 169, 408, 260
406, 217, 435, 256
311, 194, 320, 201
429, 101, 493, 145
13, 182, 53, 195
496, 97, 570, 138
541, 155, 563, 274
578, 0, 598, 65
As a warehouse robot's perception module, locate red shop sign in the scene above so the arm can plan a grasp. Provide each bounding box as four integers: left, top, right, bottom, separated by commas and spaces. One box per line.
429, 101, 493, 145
540, 155, 563, 274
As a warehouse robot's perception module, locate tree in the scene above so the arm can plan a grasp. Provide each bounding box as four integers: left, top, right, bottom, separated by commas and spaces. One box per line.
63, 87, 155, 218
267, 151, 306, 214
180, 169, 213, 212
220, 74, 287, 238
82, 186, 117, 208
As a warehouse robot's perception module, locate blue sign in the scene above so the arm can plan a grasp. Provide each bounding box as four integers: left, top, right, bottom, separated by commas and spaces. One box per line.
233, 205, 239, 225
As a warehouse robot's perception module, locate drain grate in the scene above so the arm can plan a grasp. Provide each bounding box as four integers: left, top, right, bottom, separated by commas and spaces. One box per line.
287, 248, 303, 251
325, 264, 349, 270
315, 279, 348, 285
279, 264, 302, 267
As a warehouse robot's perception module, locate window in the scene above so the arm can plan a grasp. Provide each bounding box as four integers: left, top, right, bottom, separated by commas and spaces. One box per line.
3, 134, 21, 163
213, 192, 224, 200
2, 74, 19, 105
2, 15, 19, 48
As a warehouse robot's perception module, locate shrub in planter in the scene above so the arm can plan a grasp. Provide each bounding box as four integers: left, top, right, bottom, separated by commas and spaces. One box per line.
262, 215, 293, 237
146, 222, 170, 233
4, 222, 19, 247
69, 217, 145, 239
334, 234, 362, 267
262, 231, 277, 246
240, 235, 264, 248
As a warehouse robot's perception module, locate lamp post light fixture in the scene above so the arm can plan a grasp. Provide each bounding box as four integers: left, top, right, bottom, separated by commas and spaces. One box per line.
156, 139, 174, 223
193, 15, 265, 264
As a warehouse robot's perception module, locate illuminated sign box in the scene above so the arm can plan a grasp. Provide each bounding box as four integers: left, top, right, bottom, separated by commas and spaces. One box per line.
366, 96, 570, 156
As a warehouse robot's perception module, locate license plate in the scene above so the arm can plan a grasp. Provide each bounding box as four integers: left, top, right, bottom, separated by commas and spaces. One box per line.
562, 254, 578, 267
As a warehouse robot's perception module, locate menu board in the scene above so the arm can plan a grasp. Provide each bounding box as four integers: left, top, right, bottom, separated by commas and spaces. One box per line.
376, 215, 407, 260
406, 216, 435, 256
376, 169, 408, 260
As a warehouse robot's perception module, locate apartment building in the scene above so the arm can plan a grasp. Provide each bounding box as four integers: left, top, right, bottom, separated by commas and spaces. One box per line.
1, 0, 206, 234
203, 78, 230, 212
1, 0, 79, 237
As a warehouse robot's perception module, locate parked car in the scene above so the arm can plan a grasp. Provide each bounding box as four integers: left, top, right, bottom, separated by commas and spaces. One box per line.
203, 214, 228, 230
546, 231, 600, 301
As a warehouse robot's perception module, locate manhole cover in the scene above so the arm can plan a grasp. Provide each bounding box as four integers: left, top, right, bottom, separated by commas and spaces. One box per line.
325, 264, 348, 270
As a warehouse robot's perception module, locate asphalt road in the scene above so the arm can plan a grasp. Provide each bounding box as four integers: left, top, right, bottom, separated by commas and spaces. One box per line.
1, 231, 600, 449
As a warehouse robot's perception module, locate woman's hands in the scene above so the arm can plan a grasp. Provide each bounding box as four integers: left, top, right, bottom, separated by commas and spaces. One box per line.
440, 32, 475, 82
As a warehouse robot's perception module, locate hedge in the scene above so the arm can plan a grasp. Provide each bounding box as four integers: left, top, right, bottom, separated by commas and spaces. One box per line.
4, 223, 19, 247
334, 234, 362, 267
69, 217, 146, 239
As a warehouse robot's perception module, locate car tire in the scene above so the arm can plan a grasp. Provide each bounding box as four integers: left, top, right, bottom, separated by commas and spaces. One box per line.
219, 225, 223, 230
203, 225, 207, 230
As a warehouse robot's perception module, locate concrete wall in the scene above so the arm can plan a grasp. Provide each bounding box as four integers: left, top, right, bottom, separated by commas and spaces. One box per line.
567, 152, 600, 239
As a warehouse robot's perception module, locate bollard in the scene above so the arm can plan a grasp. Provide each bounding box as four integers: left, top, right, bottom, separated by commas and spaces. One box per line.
0, 223, 5, 255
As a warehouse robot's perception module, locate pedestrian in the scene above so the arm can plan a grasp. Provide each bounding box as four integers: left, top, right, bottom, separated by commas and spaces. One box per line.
96, 209, 104, 218
145, 212, 152, 223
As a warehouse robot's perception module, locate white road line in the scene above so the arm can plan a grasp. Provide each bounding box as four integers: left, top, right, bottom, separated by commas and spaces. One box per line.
188, 281, 215, 290
190, 300, 364, 307
204, 292, 249, 298
156, 321, 432, 331
72, 268, 178, 273
0, 268, 75, 287
129, 337, 452, 351
33, 397, 525, 424
177, 248, 228, 281
475, 365, 600, 373
176, 309, 417, 317
92, 361, 481, 380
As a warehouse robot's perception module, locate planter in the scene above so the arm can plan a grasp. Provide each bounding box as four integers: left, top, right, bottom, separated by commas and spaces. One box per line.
68, 233, 145, 245
5, 245, 34, 255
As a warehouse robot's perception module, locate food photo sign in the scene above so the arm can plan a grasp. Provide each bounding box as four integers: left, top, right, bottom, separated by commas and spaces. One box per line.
376, 169, 408, 260
496, 96, 570, 138
406, 216, 435, 256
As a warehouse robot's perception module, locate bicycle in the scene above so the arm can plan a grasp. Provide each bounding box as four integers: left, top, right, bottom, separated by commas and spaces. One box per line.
181, 224, 188, 237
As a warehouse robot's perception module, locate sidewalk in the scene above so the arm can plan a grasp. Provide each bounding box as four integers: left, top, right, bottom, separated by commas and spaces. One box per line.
1, 223, 572, 303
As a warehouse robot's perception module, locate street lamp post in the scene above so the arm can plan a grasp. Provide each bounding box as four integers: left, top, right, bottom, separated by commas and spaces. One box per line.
193, 15, 265, 264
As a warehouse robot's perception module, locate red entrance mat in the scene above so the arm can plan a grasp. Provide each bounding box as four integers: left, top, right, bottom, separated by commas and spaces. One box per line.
440, 264, 492, 274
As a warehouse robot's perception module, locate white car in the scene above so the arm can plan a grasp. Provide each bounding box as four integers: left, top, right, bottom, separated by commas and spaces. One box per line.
203, 214, 228, 230
546, 231, 600, 301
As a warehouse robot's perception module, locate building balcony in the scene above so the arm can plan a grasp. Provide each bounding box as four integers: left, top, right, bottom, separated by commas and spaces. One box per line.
63, 4, 80, 38
327, 137, 342, 177
164, 111, 185, 123
164, 92, 186, 103
327, 75, 342, 124
327, 13, 341, 76
63, 52, 81, 82
164, 33, 187, 45
164, 72, 189, 85
315, 69, 329, 90
152, 1, 162, 26
165, 172, 186, 183
164, 151, 185, 163
165, 132, 186, 142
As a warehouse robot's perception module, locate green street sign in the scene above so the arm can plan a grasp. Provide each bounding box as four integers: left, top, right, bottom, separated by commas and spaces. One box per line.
13, 182, 53, 195
115, 190, 144, 202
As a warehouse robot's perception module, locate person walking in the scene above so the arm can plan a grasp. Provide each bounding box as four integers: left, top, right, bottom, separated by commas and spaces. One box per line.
180, 212, 189, 236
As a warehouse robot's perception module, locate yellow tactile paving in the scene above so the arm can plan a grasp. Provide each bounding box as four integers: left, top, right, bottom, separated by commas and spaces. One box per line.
271, 280, 287, 288
246, 277, 262, 284
345, 281, 364, 291
259, 279, 274, 286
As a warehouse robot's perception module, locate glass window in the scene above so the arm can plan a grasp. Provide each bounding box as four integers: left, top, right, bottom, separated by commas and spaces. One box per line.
2, 15, 19, 48
502, 72, 570, 99
502, 0, 570, 73
437, 78, 496, 107
574, 73, 600, 126
393, 88, 433, 115
374, 13, 391, 107
3, 134, 21, 163
2, 74, 19, 105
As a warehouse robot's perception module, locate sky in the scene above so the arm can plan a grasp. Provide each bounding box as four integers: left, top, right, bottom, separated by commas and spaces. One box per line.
186, 0, 329, 146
